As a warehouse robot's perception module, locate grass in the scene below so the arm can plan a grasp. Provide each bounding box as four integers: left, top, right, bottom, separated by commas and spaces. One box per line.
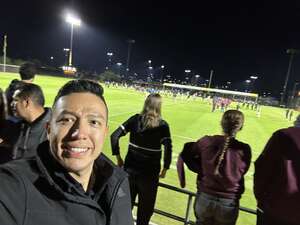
0, 72, 297, 225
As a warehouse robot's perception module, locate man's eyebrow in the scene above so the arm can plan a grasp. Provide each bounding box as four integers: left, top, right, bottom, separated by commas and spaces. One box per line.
87, 113, 106, 120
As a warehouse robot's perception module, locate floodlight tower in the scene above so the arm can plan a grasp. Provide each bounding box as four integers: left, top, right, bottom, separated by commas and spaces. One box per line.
65, 14, 81, 66
280, 49, 299, 106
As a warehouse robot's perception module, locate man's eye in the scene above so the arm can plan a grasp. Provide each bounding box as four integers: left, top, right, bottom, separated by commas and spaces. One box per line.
89, 120, 101, 127
59, 118, 75, 123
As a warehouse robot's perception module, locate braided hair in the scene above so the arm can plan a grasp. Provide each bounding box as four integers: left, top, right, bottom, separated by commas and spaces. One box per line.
214, 110, 244, 176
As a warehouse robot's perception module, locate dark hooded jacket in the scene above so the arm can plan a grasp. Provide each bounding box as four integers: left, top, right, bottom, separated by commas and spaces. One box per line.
0, 141, 134, 225
11, 107, 51, 160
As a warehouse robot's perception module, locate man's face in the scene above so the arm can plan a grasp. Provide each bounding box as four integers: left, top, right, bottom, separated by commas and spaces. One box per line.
47, 92, 108, 176
11, 90, 28, 120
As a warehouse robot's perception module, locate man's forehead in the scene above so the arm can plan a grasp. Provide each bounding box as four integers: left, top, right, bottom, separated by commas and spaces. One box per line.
53, 93, 107, 115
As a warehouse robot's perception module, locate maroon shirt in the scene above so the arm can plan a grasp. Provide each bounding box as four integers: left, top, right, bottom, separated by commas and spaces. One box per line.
254, 127, 300, 225
181, 135, 251, 200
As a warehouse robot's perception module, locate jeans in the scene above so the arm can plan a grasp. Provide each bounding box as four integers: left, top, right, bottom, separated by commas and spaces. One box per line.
194, 192, 239, 225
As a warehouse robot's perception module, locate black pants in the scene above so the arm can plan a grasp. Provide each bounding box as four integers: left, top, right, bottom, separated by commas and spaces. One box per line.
128, 173, 159, 225
256, 210, 291, 225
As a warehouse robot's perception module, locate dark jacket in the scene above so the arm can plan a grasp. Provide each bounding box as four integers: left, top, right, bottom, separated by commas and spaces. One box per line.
254, 127, 300, 225
11, 107, 51, 159
0, 141, 134, 225
181, 135, 251, 200
111, 114, 172, 175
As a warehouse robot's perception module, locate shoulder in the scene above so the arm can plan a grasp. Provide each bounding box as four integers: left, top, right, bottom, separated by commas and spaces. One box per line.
160, 119, 170, 128
126, 114, 139, 123
233, 139, 251, 153
0, 160, 34, 200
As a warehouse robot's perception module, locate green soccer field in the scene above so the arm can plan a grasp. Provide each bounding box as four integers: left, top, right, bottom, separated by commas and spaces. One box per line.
0, 72, 297, 225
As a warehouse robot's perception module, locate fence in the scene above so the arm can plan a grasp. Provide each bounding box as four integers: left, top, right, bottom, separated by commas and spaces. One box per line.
137, 182, 257, 225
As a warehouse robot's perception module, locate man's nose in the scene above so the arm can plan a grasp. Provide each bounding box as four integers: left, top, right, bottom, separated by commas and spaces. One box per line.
71, 120, 88, 139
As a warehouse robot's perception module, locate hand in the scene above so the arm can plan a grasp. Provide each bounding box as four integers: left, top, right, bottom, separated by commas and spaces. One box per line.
116, 155, 124, 167
159, 168, 168, 178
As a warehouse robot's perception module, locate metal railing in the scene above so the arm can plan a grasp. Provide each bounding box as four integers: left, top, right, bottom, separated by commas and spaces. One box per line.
149, 182, 257, 225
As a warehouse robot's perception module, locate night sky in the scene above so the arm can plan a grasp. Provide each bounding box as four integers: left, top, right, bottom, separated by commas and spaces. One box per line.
1, 0, 300, 96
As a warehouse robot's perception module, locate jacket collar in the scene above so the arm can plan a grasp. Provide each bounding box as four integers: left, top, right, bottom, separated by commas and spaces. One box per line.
35, 141, 114, 201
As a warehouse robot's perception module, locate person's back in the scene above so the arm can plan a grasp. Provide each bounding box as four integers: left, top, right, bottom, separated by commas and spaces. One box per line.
254, 126, 300, 225
179, 110, 251, 225
194, 135, 251, 199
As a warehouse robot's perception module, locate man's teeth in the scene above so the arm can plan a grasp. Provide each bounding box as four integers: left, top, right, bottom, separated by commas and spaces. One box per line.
70, 147, 88, 153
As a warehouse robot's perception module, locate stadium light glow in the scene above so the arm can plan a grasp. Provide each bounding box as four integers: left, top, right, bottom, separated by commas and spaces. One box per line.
250, 76, 258, 80
245, 79, 251, 83
117, 62, 122, 66
66, 14, 81, 26
185, 69, 191, 73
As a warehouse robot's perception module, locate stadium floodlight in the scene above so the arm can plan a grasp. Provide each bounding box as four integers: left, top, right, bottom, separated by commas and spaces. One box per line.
65, 13, 81, 66
195, 74, 200, 78
250, 76, 258, 80
66, 14, 81, 26
117, 62, 122, 66
185, 69, 191, 73
107, 52, 113, 56
161, 65, 165, 69
148, 66, 153, 70
245, 79, 251, 83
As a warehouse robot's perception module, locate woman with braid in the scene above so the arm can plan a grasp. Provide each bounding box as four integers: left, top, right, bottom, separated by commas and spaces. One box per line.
178, 110, 251, 225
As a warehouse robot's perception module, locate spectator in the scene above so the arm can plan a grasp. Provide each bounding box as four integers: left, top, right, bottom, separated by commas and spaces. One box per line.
0, 79, 133, 225
5, 62, 37, 119
7, 83, 51, 160
111, 93, 172, 225
178, 110, 251, 225
254, 122, 300, 225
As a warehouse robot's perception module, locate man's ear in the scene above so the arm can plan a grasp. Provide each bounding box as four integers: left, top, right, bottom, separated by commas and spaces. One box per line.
23, 98, 31, 108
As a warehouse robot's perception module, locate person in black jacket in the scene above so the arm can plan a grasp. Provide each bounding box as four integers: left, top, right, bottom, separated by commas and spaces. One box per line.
111, 93, 172, 225
5, 62, 37, 119
0, 83, 51, 162
0, 79, 134, 225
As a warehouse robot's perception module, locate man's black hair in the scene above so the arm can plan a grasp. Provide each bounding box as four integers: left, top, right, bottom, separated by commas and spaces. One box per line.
53, 79, 108, 115
19, 62, 37, 80
16, 83, 45, 107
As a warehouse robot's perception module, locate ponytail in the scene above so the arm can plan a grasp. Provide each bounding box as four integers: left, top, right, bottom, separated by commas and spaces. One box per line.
214, 110, 244, 176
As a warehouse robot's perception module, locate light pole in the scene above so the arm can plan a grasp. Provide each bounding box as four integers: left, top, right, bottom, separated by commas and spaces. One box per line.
160, 65, 165, 83
107, 52, 113, 70
184, 69, 191, 84
126, 39, 135, 76
280, 49, 299, 106
65, 14, 81, 66
195, 74, 200, 85
116, 62, 122, 76
245, 79, 251, 92
250, 75, 258, 92
63, 48, 70, 65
